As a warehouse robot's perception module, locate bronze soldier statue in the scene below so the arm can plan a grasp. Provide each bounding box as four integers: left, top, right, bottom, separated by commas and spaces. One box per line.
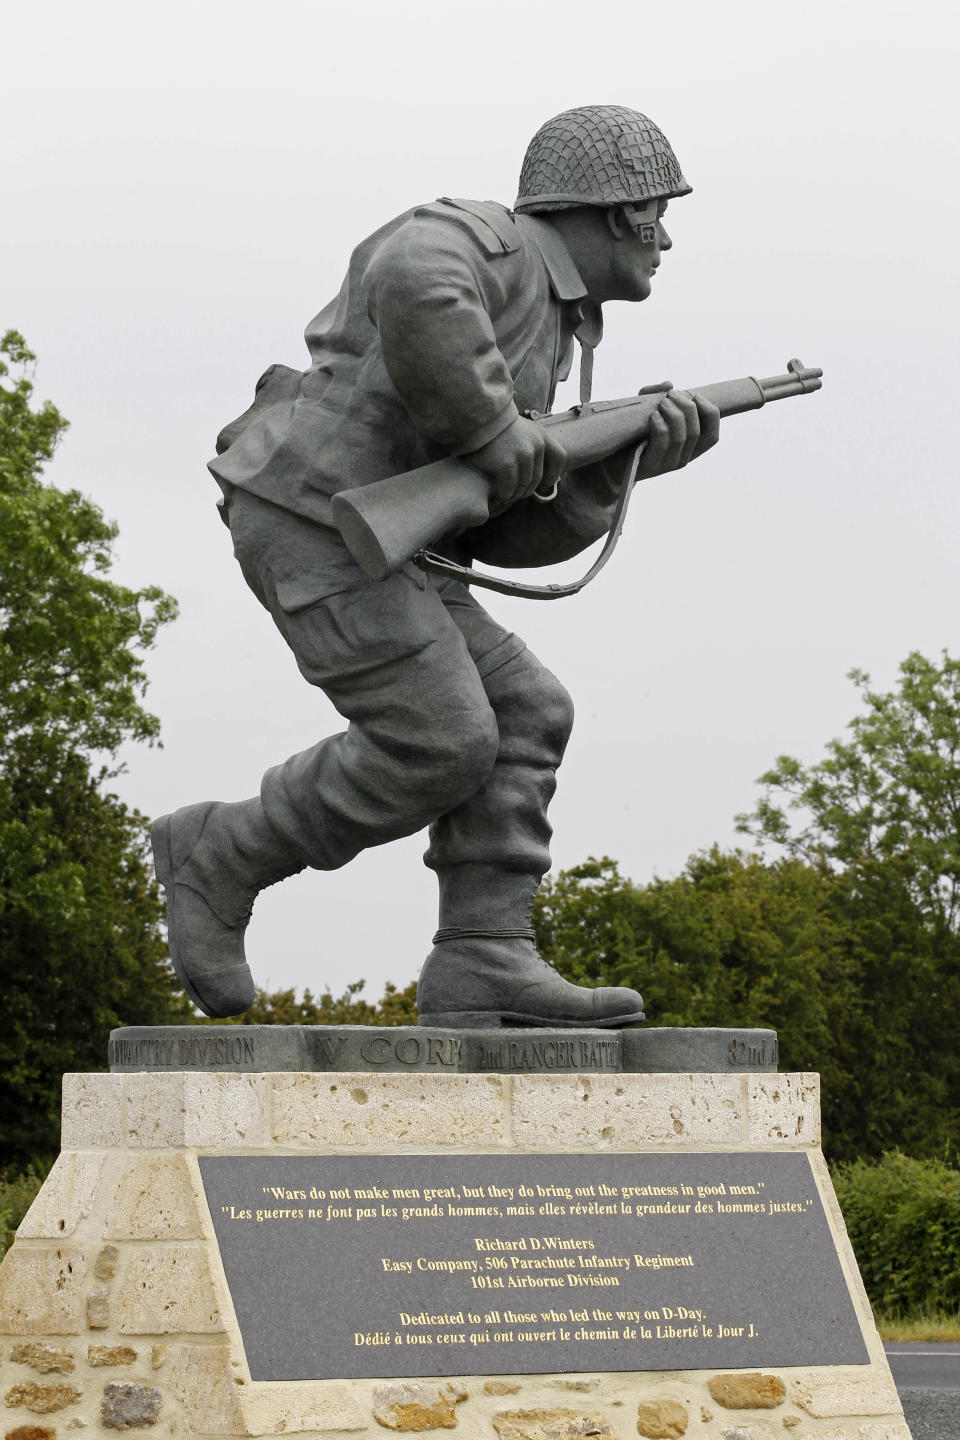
153, 105, 721, 1028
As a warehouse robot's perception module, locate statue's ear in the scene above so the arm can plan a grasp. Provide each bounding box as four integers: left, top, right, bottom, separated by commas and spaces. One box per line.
605, 206, 627, 240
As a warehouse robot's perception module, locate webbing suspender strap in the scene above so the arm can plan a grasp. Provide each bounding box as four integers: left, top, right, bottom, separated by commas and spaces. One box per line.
578, 334, 595, 409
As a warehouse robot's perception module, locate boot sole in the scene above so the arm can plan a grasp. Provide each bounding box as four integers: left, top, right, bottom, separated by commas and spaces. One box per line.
417, 1008, 645, 1029
152, 813, 219, 1019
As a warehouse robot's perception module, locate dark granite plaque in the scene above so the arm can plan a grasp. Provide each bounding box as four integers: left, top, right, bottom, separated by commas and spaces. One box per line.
198, 1151, 867, 1381
109, 1025, 778, 1074
621, 1027, 778, 1073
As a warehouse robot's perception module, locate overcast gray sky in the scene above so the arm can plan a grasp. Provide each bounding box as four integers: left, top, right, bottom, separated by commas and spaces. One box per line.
4, 0, 958, 1004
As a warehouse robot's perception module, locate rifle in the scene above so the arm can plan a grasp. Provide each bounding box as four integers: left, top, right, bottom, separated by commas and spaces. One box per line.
330, 358, 823, 596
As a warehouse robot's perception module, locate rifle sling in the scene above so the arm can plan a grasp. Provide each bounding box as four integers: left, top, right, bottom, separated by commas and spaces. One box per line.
415, 441, 645, 601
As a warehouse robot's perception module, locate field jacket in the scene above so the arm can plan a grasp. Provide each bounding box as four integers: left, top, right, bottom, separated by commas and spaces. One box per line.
209, 199, 625, 572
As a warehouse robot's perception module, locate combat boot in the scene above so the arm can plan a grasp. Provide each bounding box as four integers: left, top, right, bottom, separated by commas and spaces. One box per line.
417, 865, 644, 1028
152, 799, 305, 1018
417, 932, 644, 1028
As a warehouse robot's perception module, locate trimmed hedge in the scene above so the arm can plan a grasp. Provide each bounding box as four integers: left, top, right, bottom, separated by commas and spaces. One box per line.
833, 1151, 960, 1314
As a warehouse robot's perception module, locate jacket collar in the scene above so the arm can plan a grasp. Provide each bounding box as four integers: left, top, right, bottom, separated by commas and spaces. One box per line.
514, 213, 588, 303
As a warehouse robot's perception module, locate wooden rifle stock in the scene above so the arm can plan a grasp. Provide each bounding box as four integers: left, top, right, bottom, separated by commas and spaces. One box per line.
331, 358, 822, 582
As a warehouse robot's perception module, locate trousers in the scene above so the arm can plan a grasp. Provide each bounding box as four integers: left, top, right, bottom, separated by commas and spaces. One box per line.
225, 489, 574, 917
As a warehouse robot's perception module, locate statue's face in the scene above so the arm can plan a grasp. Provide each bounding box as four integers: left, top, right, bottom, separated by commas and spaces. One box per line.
548, 198, 676, 306
608, 199, 672, 303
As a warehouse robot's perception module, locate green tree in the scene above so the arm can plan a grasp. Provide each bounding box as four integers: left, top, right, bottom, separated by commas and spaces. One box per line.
733, 652, 960, 1156
0, 330, 176, 757
0, 331, 187, 1165
738, 653, 960, 932
535, 849, 960, 1161
535, 849, 854, 1107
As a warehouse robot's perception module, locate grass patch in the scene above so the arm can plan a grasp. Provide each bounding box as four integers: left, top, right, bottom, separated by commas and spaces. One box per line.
876, 1311, 960, 1342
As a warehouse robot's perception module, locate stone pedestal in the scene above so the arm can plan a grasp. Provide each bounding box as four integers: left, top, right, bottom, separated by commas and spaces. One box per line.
1, 1069, 911, 1440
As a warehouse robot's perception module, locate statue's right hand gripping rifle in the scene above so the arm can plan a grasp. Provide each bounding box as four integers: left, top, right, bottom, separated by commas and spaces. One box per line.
330, 358, 823, 601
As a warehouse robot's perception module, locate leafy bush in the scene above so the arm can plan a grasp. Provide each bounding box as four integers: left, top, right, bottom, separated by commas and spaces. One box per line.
833, 1151, 960, 1314
0, 1162, 48, 1260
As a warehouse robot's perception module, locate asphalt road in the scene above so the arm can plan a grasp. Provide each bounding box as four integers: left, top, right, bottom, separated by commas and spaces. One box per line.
884, 1343, 960, 1439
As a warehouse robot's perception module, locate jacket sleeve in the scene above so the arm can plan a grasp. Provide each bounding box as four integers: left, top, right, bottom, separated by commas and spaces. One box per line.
364, 208, 520, 454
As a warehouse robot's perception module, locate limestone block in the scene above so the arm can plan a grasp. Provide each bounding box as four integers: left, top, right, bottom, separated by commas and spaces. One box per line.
124, 1074, 185, 1148
549, 1381, 599, 1393
95, 1245, 120, 1280
104, 1154, 206, 1239
8, 1343, 75, 1374
17, 1154, 105, 1240
169, 1347, 246, 1434
169, 1348, 365, 1435
100, 1383, 162, 1429
491, 1409, 616, 1440
805, 1152, 878, 1342
4, 1383, 82, 1414
150, 1347, 168, 1370
241, 1385, 368, 1434
716, 1426, 773, 1440
511, 1074, 743, 1148
272, 1074, 504, 1146
87, 1290, 110, 1330
708, 1375, 786, 1409
0, 1249, 87, 1334
124, 1073, 267, 1148
61, 1075, 123, 1150
484, 1383, 522, 1397
114, 1246, 225, 1334
88, 1346, 138, 1367
372, 1384, 468, 1431
636, 1397, 688, 1438
182, 1074, 268, 1147
747, 1075, 820, 1147
791, 1372, 901, 1418
4, 1427, 56, 1440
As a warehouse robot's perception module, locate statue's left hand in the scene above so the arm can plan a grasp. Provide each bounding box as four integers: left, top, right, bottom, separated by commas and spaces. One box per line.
635, 387, 720, 479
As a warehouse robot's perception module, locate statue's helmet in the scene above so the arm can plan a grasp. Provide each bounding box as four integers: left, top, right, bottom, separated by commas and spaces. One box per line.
514, 104, 691, 214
